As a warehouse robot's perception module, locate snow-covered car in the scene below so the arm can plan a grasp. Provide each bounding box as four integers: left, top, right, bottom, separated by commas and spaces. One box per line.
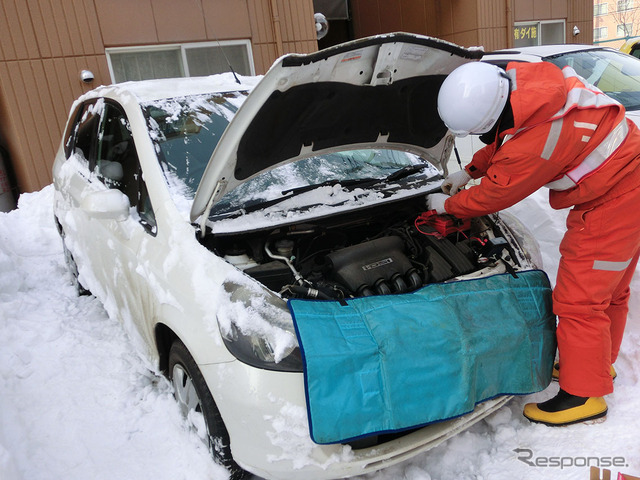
52, 33, 554, 480
453, 44, 640, 164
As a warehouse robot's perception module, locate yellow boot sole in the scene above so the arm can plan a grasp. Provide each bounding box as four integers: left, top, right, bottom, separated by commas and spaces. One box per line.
523, 396, 608, 426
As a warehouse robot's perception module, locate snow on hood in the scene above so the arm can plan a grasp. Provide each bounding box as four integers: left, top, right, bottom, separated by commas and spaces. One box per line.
190, 33, 483, 223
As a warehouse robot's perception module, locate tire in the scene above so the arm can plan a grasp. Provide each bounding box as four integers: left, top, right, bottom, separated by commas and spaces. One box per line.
168, 339, 248, 480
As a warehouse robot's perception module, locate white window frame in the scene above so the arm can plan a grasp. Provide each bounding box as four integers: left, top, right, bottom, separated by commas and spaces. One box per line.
617, 22, 634, 37
617, 0, 634, 12
594, 26, 609, 40
594, 2, 608, 15
105, 40, 255, 83
513, 19, 566, 46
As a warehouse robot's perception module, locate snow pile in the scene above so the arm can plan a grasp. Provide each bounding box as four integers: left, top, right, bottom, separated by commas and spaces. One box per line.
0, 187, 226, 480
1, 186, 639, 480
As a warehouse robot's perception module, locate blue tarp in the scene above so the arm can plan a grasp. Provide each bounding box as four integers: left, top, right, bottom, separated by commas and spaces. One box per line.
288, 270, 556, 444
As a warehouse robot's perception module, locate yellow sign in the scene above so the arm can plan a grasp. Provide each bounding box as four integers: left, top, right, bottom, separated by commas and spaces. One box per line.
514, 24, 538, 40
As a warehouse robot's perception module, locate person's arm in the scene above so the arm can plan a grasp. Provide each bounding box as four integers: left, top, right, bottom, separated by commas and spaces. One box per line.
464, 142, 496, 179
445, 147, 564, 219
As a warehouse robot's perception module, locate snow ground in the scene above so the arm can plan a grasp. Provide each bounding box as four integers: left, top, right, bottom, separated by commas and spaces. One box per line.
1, 185, 639, 480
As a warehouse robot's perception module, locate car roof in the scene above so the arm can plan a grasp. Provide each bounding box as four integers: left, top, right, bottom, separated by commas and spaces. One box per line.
82, 73, 258, 104
482, 44, 608, 63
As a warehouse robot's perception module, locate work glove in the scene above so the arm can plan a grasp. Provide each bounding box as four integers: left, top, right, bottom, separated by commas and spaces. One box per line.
426, 193, 448, 215
441, 170, 472, 195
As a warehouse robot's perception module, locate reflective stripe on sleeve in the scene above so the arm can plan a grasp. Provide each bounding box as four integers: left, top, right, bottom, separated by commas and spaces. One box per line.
541, 119, 563, 160
593, 258, 633, 271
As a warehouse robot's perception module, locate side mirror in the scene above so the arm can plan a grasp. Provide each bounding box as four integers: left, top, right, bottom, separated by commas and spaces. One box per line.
80, 189, 130, 221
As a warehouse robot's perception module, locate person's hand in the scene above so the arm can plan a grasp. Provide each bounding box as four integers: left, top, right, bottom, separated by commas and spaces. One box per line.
441, 170, 472, 195
426, 193, 448, 214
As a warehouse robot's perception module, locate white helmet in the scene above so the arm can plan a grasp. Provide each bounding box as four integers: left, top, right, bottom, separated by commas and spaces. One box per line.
437, 62, 510, 137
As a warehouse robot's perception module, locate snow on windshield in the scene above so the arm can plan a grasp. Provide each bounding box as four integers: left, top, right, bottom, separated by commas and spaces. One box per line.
209, 149, 440, 220
142, 91, 248, 216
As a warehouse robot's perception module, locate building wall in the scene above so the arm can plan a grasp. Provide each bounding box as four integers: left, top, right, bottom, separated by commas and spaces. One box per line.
351, 0, 593, 50
0, 0, 317, 194
593, 0, 640, 49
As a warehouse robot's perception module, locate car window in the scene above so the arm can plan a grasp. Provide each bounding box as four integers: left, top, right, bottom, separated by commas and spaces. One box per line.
209, 149, 439, 217
66, 99, 157, 234
97, 103, 157, 235
69, 101, 102, 164
63, 104, 84, 159
142, 91, 248, 206
546, 49, 640, 111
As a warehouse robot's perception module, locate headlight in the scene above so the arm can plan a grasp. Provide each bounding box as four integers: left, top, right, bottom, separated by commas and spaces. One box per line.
218, 281, 303, 372
221, 322, 303, 372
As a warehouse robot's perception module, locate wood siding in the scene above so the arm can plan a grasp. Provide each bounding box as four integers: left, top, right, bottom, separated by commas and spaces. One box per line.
352, 0, 592, 51
0, 0, 317, 193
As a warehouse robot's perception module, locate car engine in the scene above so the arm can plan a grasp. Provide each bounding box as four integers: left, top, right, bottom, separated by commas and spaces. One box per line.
204, 197, 522, 301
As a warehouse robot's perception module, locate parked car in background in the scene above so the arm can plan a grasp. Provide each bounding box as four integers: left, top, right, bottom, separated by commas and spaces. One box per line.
452, 44, 640, 165
52, 34, 551, 480
620, 36, 640, 59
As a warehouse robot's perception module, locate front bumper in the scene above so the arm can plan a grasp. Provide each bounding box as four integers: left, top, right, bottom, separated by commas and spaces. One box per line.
201, 360, 511, 480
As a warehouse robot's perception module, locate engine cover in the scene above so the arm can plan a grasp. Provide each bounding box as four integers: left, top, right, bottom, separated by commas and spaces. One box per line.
325, 236, 420, 296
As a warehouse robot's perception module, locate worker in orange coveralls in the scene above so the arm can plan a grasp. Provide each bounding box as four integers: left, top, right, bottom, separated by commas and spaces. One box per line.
428, 60, 640, 426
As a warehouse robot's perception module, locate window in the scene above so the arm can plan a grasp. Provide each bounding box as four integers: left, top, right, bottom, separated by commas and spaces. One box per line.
594, 3, 609, 15
66, 100, 156, 233
594, 27, 609, 40
106, 41, 254, 83
68, 102, 101, 163
97, 103, 156, 233
142, 91, 247, 203
618, 23, 634, 37
618, 0, 634, 11
513, 20, 565, 47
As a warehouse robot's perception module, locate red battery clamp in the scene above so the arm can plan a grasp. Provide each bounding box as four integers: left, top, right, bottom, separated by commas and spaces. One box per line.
414, 210, 471, 237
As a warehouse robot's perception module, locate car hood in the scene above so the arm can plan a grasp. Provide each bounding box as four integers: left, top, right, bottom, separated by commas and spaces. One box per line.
190, 33, 482, 222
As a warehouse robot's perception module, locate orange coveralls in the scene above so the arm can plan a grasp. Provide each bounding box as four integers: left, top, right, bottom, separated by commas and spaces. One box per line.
444, 61, 640, 397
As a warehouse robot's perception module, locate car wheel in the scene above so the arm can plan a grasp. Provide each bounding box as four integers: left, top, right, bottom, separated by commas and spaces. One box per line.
168, 339, 248, 480
60, 231, 90, 296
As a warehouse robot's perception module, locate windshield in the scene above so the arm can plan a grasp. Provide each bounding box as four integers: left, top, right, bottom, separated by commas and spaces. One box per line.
545, 49, 640, 111
142, 91, 248, 210
209, 149, 439, 217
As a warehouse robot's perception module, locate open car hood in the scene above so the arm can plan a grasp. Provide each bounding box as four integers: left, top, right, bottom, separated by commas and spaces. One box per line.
190, 33, 482, 222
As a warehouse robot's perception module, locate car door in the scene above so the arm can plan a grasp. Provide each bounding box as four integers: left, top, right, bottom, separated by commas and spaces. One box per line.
58, 99, 158, 351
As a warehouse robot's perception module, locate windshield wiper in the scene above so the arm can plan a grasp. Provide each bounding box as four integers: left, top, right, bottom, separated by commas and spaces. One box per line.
281, 177, 379, 196
215, 178, 378, 217
280, 164, 430, 197
384, 163, 430, 182
216, 164, 433, 218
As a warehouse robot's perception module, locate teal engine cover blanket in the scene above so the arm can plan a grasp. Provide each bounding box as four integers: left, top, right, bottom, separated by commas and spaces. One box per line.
288, 270, 556, 444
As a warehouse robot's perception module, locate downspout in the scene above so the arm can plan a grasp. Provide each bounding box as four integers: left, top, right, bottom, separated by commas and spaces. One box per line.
505, 0, 513, 48
270, 0, 285, 57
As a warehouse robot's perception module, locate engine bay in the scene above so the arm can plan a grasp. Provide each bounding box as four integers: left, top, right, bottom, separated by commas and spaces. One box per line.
202, 196, 522, 300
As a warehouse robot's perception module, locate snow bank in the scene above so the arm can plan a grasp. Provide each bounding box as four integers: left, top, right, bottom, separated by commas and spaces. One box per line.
1, 186, 639, 480
0, 187, 227, 480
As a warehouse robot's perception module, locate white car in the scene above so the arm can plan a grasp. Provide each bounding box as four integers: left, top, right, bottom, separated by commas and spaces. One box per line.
452, 44, 640, 165
52, 33, 554, 480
